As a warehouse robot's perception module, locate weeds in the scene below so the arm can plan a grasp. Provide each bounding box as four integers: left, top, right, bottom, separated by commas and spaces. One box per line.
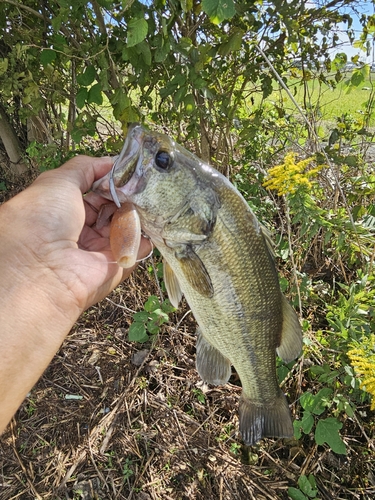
288, 474, 319, 500
348, 333, 375, 410
192, 388, 206, 404
122, 457, 134, 482
128, 295, 175, 343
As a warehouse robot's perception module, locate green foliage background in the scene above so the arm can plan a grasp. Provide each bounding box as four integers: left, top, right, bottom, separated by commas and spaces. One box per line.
1, 0, 375, 496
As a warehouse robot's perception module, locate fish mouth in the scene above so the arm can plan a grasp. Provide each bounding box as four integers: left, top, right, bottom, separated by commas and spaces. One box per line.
108, 124, 144, 206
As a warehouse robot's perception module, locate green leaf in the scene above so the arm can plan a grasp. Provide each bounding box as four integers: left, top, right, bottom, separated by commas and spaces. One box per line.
144, 296, 160, 312
127, 18, 148, 48
76, 87, 88, 109
332, 52, 347, 71
181, 0, 193, 12
160, 73, 186, 99
202, 0, 235, 24
71, 128, 85, 143
161, 299, 176, 314
301, 411, 314, 434
88, 83, 103, 105
40, 49, 56, 66
96, 0, 113, 6
287, 487, 308, 500
51, 33, 67, 52
133, 311, 149, 322
112, 89, 131, 120
293, 419, 302, 440
277, 364, 289, 384
137, 40, 152, 66
261, 74, 273, 99
279, 276, 289, 293
0, 181, 7, 191
0, 57, 8, 76
315, 417, 346, 454
293, 410, 314, 438
350, 68, 365, 87
171, 73, 187, 86
155, 39, 170, 63
174, 86, 186, 106
218, 29, 244, 56
146, 321, 160, 335
118, 106, 139, 125
184, 93, 195, 114
77, 65, 96, 86
129, 322, 149, 342
150, 309, 169, 325
112, 88, 130, 107
298, 475, 318, 498
300, 388, 333, 415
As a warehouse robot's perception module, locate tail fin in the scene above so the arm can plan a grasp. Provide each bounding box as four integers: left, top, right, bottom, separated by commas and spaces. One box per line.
239, 390, 294, 446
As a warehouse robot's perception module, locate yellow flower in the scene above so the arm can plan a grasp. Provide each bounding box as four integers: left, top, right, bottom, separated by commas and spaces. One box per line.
348, 334, 375, 410
263, 152, 322, 196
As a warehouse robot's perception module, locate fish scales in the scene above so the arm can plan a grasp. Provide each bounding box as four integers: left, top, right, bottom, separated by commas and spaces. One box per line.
158, 185, 287, 428
93, 124, 302, 446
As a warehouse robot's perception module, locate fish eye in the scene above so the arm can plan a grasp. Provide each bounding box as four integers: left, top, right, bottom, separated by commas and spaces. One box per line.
154, 150, 173, 171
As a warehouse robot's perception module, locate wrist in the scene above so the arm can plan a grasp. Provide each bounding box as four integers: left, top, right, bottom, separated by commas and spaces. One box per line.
0, 214, 81, 433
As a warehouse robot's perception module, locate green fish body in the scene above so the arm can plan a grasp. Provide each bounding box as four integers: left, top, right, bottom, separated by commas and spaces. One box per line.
93, 124, 302, 445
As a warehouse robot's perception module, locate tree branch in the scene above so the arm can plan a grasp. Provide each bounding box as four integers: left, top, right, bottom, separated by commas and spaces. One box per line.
1, 0, 44, 20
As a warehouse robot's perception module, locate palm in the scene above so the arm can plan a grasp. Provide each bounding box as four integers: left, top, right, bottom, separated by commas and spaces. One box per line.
20, 156, 151, 311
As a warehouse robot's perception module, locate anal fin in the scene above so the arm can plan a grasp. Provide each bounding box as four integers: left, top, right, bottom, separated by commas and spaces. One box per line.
196, 330, 231, 385
239, 390, 294, 446
276, 295, 303, 363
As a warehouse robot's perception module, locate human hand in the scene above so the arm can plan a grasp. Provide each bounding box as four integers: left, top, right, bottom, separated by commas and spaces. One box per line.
0, 155, 152, 433
0, 155, 152, 314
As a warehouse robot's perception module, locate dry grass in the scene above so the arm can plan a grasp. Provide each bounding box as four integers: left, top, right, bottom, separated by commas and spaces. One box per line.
1, 261, 374, 500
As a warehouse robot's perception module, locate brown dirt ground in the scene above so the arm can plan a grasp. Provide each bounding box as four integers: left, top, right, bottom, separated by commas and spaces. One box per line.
1, 259, 375, 500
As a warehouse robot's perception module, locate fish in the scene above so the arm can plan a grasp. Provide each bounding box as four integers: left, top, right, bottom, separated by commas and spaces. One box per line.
93, 124, 302, 446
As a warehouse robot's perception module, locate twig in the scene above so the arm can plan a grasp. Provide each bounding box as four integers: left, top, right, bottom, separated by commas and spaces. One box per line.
88, 433, 108, 491
149, 253, 164, 303
10, 420, 43, 500
105, 296, 137, 314
351, 411, 375, 452
1, 0, 44, 19
285, 200, 303, 314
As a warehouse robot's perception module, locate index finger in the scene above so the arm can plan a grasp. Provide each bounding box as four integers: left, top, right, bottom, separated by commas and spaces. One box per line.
40, 155, 115, 195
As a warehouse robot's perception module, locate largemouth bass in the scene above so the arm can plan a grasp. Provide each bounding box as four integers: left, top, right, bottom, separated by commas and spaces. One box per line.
93, 124, 302, 445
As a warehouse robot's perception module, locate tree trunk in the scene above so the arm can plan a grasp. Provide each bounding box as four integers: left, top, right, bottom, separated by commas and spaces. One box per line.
0, 105, 28, 175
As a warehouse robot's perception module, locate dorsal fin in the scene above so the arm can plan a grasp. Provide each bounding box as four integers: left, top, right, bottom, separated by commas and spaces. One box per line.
260, 224, 276, 258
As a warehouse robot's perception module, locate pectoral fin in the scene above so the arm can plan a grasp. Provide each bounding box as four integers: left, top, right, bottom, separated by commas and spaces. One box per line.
176, 246, 213, 298
196, 330, 231, 385
276, 295, 303, 363
163, 260, 183, 308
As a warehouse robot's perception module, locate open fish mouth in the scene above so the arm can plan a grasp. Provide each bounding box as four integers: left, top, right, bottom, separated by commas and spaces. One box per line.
109, 124, 144, 206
